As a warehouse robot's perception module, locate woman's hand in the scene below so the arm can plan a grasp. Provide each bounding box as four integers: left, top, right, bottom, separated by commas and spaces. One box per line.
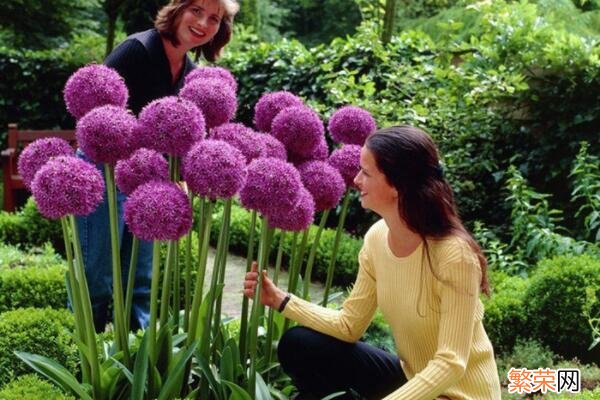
243, 261, 287, 310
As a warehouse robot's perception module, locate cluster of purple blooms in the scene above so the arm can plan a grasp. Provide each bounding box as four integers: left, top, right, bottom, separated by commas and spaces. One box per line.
22, 63, 376, 236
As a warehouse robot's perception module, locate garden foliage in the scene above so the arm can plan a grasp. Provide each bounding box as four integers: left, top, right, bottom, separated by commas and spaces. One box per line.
0, 374, 74, 400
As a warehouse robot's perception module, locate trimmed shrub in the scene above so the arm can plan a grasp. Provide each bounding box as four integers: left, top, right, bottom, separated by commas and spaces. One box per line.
525, 254, 600, 362
482, 271, 529, 355
0, 374, 74, 400
0, 307, 77, 385
495, 339, 556, 385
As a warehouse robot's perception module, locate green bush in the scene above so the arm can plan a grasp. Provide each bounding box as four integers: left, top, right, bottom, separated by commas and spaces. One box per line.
0, 244, 67, 312
0, 374, 74, 400
525, 254, 600, 362
495, 339, 556, 385
0, 307, 77, 385
483, 272, 530, 355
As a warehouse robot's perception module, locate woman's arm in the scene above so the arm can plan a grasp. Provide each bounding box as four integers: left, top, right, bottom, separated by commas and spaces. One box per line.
384, 245, 481, 400
244, 247, 378, 343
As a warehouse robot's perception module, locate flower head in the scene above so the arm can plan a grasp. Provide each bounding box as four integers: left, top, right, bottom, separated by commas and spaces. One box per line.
64, 64, 128, 120
18, 138, 75, 190
298, 160, 345, 211
327, 106, 376, 145
76, 105, 137, 164
271, 106, 325, 158
268, 186, 314, 231
180, 78, 237, 129
210, 123, 265, 163
184, 66, 237, 93
288, 137, 328, 165
115, 148, 169, 195
328, 144, 361, 189
137, 96, 205, 156
255, 133, 287, 160
253, 91, 304, 132
31, 156, 105, 219
239, 157, 302, 216
124, 181, 192, 241
182, 139, 247, 200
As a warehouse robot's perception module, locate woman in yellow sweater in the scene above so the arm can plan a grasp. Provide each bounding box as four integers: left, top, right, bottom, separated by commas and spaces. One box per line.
244, 125, 501, 399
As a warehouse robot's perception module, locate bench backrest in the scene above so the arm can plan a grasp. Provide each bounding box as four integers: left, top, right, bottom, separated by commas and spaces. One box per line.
7, 123, 77, 151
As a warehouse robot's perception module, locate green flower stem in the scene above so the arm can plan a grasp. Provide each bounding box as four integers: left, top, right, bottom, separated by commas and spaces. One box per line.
322, 190, 352, 306
239, 209, 257, 362
211, 199, 233, 354
124, 236, 139, 333
184, 194, 199, 331
187, 200, 214, 344
160, 240, 176, 327
69, 215, 101, 399
287, 232, 299, 291
302, 209, 330, 299
61, 218, 90, 385
104, 163, 129, 364
264, 230, 286, 375
248, 217, 273, 399
284, 229, 309, 332
148, 241, 162, 371
172, 239, 181, 330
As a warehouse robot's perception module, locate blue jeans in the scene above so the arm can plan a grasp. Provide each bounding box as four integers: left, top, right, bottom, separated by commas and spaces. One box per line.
75, 151, 153, 332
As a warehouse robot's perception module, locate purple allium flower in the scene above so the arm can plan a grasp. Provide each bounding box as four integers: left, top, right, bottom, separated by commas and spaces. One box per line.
115, 148, 169, 195
184, 66, 238, 93
137, 96, 205, 156
253, 91, 304, 132
210, 123, 265, 163
327, 106, 376, 146
124, 181, 192, 241
182, 139, 247, 200
239, 157, 303, 217
180, 78, 237, 129
17, 138, 75, 190
255, 133, 287, 160
328, 144, 361, 189
271, 106, 325, 158
268, 186, 314, 231
288, 137, 328, 165
64, 64, 128, 120
31, 156, 104, 219
298, 160, 345, 211
76, 105, 137, 164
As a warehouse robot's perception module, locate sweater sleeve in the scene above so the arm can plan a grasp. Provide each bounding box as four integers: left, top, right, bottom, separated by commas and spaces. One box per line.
384, 243, 482, 400
281, 246, 377, 343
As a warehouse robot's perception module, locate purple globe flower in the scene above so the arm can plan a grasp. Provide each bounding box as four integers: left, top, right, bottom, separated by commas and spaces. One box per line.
76, 105, 137, 164
253, 91, 304, 132
271, 106, 325, 158
64, 64, 128, 120
210, 123, 265, 163
137, 96, 206, 156
115, 148, 169, 195
298, 160, 345, 211
180, 78, 237, 129
328, 106, 376, 146
17, 138, 75, 190
268, 187, 315, 232
184, 66, 238, 93
239, 157, 302, 217
182, 139, 247, 200
328, 145, 361, 189
31, 156, 104, 219
255, 133, 287, 160
288, 137, 328, 165
124, 181, 192, 241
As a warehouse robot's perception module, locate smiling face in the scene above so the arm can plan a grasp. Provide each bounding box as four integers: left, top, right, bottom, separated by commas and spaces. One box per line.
175, 0, 224, 51
353, 146, 399, 216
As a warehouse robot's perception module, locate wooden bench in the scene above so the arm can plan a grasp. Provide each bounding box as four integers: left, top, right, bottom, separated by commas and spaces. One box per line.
2, 123, 76, 212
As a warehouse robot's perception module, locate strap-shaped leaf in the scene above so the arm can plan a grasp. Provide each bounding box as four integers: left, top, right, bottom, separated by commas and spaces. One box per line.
157, 341, 199, 400
222, 380, 252, 400
255, 372, 272, 400
131, 330, 150, 400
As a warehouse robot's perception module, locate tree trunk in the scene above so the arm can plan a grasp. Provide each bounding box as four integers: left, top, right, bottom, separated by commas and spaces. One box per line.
381, 0, 398, 44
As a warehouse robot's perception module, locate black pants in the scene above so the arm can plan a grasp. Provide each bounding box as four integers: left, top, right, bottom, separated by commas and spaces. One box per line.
278, 326, 407, 399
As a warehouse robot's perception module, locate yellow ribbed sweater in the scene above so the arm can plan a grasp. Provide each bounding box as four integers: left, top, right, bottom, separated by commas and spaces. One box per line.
282, 219, 501, 399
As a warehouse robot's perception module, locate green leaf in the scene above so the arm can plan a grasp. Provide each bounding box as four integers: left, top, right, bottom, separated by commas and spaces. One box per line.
131, 330, 150, 400
220, 344, 234, 382
15, 351, 93, 400
157, 341, 199, 400
255, 372, 272, 400
222, 380, 252, 400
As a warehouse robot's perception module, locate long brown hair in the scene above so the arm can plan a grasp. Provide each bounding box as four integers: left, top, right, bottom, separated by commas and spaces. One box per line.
154, 0, 238, 62
365, 125, 490, 296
